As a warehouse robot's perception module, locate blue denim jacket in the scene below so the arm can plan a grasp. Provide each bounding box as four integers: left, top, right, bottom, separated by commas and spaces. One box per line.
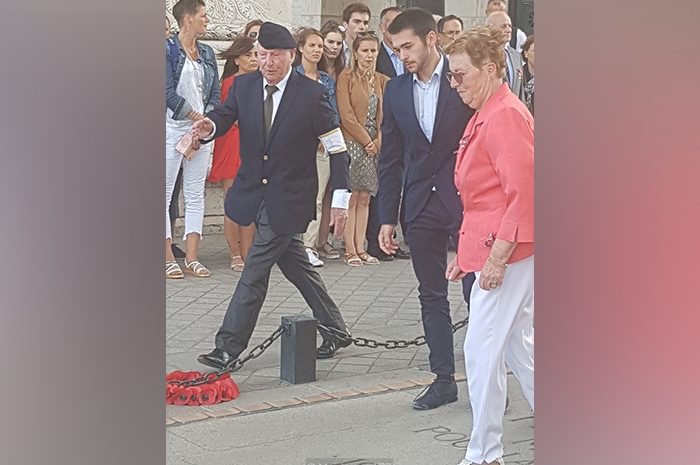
294, 65, 337, 114
166, 36, 221, 120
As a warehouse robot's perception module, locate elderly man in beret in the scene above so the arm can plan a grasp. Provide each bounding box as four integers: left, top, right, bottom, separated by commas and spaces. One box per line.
193, 22, 353, 368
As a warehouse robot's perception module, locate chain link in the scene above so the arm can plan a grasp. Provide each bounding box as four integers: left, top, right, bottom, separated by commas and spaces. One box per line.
317, 314, 468, 350
172, 315, 470, 387
172, 325, 286, 387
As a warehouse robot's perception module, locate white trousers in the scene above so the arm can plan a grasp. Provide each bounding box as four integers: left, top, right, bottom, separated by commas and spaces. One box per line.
463, 255, 534, 464
301, 151, 331, 248
165, 126, 211, 240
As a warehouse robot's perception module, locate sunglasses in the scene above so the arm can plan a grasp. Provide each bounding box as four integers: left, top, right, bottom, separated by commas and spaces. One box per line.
445, 70, 466, 84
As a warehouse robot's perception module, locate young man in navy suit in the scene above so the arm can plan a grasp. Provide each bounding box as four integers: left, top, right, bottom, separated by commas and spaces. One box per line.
378, 8, 476, 410
192, 22, 353, 368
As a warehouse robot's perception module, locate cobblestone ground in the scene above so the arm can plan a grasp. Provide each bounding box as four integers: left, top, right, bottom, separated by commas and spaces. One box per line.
167, 234, 469, 391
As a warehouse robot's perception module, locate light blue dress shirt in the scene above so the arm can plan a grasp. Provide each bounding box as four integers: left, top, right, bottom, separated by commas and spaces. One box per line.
412, 55, 444, 144
382, 41, 404, 76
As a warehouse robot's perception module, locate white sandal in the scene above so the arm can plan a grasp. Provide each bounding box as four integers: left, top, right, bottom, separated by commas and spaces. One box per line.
184, 259, 211, 278
166, 260, 184, 279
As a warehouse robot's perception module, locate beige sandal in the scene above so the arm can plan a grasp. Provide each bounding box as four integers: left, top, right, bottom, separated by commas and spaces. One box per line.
230, 255, 245, 272
344, 252, 363, 267
166, 260, 184, 279
183, 259, 211, 278
357, 251, 380, 265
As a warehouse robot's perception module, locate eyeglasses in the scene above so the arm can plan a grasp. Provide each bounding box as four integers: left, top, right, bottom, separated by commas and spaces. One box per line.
445, 70, 466, 84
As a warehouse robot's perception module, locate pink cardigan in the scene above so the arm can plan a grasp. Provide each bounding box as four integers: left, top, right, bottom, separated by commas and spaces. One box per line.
454, 83, 534, 273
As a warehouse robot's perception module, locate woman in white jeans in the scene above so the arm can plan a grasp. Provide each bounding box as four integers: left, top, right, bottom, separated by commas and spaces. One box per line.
445, 26, 534, 465
164, 0, 220, 279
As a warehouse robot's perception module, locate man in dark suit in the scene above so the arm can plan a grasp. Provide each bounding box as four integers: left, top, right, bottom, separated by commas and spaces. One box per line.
192, 22, 353, 369
377, 6, 403, 78
378, 8, 476, 410
366, 5, 411, 262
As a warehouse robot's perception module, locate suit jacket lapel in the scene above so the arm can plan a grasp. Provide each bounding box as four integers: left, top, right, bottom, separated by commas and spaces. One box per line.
265, 70, 297, 148
378, 45, 396, 78
249, 72, 265, 145
431, 58, 451, 144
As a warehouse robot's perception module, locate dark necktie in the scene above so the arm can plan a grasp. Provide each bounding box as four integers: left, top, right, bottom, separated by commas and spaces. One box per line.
263, 84, 278, 141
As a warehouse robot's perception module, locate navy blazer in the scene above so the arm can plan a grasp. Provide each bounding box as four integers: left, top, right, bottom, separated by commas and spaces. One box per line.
376, 42, 398, 78
206, 70, 349, 235
377, 57, 475, 225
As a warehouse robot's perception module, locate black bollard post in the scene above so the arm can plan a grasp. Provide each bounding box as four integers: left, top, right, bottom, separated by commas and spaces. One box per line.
280, 315, 317, 384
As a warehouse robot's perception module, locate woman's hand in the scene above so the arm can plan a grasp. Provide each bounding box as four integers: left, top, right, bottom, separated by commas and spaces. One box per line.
478, 256, 507, 291
446, 257, 466, 281
364, 141, 378, 156
478, 238, 516, 291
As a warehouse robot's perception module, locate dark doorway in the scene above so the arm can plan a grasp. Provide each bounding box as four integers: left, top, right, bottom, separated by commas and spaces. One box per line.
396, 0, 445, 16
510, 0, 534, 36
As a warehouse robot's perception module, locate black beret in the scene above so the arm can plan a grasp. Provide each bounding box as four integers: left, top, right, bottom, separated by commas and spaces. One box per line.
257, 22, 296, 50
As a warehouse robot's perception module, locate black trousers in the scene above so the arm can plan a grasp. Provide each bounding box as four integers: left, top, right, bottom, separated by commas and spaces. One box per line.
216, 202, 348, 357
405, 192, 475, 377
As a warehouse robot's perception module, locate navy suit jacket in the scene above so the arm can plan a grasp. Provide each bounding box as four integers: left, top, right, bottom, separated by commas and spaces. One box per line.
206, 70, 349, 235
377, 58, 475, 226
376, 42, 398, 78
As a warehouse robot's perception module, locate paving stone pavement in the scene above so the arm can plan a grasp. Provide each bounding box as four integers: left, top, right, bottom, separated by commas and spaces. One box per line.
166, 234, 533, 464
167, 234, 469, 391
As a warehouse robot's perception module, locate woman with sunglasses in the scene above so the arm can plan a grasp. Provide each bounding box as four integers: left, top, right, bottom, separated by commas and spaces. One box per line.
208, 36, 258, 272
444, 26, 534, 465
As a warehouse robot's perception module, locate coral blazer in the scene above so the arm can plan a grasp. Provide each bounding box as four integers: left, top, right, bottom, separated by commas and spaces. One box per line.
455, 83, 534, 273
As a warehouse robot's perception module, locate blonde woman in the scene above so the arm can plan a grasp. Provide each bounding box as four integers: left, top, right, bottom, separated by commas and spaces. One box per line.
336, 32, 389, 266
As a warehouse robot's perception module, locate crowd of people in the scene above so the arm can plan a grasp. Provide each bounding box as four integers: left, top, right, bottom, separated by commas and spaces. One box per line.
166, 1, 534, 464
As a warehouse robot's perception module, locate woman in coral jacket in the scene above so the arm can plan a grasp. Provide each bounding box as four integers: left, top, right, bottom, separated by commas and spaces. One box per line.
208, 36, 258, 272
444, 26, 534, 465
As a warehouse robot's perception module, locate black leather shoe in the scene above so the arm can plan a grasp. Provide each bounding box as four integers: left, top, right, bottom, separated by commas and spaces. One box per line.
394, 247, 411, 259
171, 244, 186, 259
368, 248, 393, 261
316, 335, 352, 359
412, 379, 458, 410
197, 348, 239, 369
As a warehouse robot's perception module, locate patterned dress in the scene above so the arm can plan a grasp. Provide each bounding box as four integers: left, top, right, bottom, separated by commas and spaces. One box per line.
346, 92, 379, 195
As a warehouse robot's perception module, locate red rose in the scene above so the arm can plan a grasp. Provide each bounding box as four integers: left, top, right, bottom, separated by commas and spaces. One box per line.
198, 384, 219, 405
171, 387, 191, 406
185, 386, 202, 406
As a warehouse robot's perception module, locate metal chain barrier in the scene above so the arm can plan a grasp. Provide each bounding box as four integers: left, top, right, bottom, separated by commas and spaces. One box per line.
317, 314, 469, 350
171, 314, 470, 389
170, 324, 286, 387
